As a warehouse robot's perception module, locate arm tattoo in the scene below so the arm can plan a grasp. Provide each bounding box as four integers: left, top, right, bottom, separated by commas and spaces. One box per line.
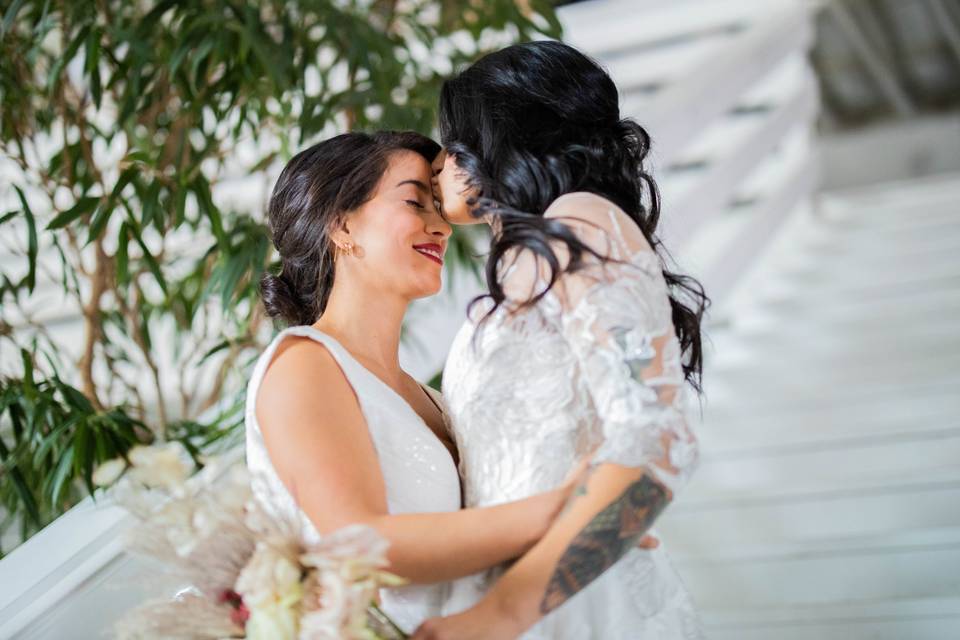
540, 472, 670, 615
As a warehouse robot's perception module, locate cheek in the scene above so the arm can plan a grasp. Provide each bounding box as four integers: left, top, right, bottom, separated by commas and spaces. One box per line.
368, 214, 421, 261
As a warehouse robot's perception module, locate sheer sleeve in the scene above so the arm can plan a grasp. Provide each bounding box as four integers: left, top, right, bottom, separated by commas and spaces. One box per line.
544, 193, 700, 495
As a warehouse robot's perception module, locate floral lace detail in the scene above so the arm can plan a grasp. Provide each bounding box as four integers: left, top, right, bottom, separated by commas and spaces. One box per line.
442, 196, 704, 638
551, 247, 700, 494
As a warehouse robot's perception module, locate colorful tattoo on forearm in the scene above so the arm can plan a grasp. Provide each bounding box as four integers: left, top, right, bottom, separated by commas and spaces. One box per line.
540, 472, 670, 615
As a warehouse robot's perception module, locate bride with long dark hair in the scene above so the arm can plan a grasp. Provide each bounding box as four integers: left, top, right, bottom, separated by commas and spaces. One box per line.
246, 130, 587, 634
415, 41, 710, 639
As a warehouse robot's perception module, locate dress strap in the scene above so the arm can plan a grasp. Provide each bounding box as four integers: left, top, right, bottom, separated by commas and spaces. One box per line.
418, 383, 442, 412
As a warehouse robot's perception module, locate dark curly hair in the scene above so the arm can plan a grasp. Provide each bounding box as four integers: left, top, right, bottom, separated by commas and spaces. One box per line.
438, 40, 709, 392
260, 131, 440, 326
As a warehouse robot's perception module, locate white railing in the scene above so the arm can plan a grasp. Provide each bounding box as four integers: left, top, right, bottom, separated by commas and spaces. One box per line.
0, 1, 818, 637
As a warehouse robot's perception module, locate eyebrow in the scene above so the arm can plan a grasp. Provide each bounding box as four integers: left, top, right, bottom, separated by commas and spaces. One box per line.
396, 179, 431, 194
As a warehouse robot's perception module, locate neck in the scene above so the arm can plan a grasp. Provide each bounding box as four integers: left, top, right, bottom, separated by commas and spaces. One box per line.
312, 276, 407, 375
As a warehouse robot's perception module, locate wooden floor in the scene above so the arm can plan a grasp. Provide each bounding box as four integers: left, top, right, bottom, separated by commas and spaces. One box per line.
659, 173, 960, 639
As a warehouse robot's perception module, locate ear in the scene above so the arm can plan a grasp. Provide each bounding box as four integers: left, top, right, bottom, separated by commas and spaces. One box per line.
329, 219, 351, 247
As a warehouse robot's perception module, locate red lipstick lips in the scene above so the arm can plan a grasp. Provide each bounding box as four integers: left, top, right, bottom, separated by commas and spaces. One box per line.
413, 243, 444, 265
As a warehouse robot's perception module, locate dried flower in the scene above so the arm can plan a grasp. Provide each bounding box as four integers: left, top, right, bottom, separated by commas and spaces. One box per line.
92, 458, 127, 486
127, 442, 192, 490
110, 447, 407, 639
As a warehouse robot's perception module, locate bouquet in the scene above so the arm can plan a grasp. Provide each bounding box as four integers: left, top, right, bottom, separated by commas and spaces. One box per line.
94, 443, 409, 639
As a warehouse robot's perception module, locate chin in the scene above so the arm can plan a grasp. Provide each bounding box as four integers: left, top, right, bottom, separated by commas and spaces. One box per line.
409, 274, 443, 299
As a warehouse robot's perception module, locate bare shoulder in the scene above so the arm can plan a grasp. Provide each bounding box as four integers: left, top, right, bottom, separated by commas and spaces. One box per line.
544, 191, 652, 256
254, 334, 385, 527
498, 244, 552, 304
256, 335, 359, 433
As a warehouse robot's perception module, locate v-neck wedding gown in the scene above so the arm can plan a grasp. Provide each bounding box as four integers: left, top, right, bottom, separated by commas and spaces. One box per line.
440, 192, 706, 639
244, 326, 461, 633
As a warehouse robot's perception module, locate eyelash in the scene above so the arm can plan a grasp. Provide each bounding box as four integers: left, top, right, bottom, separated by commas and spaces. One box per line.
405, 199, 425, 210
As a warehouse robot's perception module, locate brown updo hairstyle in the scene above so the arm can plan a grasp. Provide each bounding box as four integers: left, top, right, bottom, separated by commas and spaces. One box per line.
260, 131, 441, 326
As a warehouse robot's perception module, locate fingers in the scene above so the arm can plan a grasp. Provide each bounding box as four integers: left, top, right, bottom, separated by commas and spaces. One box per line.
411, 619, 439, 640
565, 454, 594, 484
637, 534, 660, 549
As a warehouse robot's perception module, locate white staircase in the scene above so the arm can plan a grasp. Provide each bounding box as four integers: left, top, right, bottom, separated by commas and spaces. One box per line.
658, 174, 960, 639
5, 1, 959, 637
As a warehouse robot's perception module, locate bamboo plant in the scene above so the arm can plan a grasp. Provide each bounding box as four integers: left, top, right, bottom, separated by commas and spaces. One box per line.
0, 0, 561, 556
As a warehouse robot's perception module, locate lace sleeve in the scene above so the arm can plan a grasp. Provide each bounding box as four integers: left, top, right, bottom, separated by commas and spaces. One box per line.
545, 194, 700, 494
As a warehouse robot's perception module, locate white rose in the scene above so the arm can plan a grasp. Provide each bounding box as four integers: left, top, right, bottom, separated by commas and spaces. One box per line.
235, 541, 304, 639
246, 602, 300, 640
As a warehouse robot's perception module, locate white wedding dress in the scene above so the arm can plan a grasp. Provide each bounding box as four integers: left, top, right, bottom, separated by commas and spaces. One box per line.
441, 192, 706, 638
244, 326, 461, 633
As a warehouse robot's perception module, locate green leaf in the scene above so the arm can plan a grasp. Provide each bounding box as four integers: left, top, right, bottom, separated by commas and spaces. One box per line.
10, 469, 41, 527
50, 376, 94, 415
85, 203, 113, 245
90, 65, 102, 109
32, 416, 80, 466
110, 167, 137, 202
199, 339, 230, 364
116, 222, 130, 285
46, 25, 90, 93
49, 445, 75, 508
193, 176, 225, 245
0, 426, 42, 524
225, 256, 248, 307
20, 348, 34, 392
85, 26, 102, 107
174, 187, 187, 226
141, 181, 160, 228
0, 0, 26, 40
13, 186, 37, 292
128, 223, 168, 295
73, 423, 95, 495
84, 26, 100, 74
47, 196, 99, 229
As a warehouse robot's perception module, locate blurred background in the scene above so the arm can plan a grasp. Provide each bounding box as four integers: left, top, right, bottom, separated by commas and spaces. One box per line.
1, 0, 958, 637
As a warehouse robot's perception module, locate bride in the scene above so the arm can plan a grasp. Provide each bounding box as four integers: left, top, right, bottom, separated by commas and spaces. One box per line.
245, 130, 591, 633
416, 41, 710, 639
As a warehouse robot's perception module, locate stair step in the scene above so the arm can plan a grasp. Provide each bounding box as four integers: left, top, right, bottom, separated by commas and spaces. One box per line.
671, 527, 960, 608
745, 286, 960, 325
659, 469, 960, 546
700, 373, 959, 414
703, 349, 960, 394
701, 596, 960, 640
703, 375, 959, 419
700, 422, 960, 460
710, 318, 959, 362
695, 429, 960, 492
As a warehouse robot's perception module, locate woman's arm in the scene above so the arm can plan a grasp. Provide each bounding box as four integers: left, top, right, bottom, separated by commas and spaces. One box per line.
428, 464, 672, 638
412, 463, 678, 639
256, 336, 569, 584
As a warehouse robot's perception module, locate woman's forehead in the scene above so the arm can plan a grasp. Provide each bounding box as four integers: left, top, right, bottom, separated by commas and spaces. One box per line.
382, 150, 432, 187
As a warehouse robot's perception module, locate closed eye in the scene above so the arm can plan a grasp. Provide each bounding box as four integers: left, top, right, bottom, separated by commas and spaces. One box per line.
406, 199, 425, 210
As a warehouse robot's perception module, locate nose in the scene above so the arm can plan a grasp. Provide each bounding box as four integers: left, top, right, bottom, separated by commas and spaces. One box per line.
431, 149, 447, 175
426, 209, 452, 238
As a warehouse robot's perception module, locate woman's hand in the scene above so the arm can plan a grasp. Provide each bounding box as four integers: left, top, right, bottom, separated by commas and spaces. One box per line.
411, 599, 522, 640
